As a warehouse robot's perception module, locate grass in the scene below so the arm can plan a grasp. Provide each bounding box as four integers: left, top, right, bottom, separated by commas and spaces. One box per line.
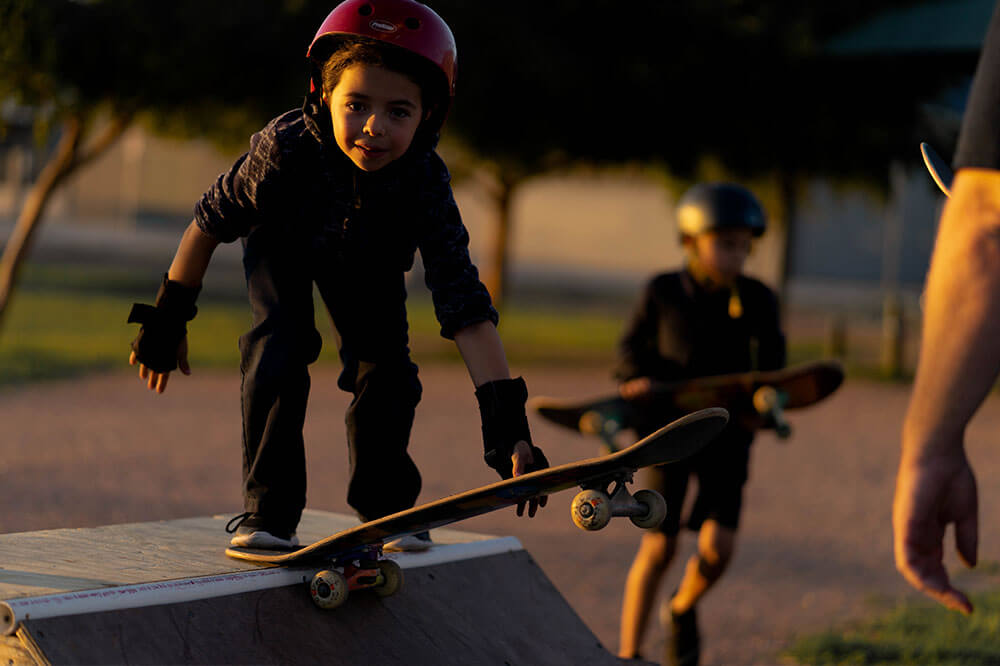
783, 583, 1000, 666
0, 262, 887, 387
0, 263, 625, 387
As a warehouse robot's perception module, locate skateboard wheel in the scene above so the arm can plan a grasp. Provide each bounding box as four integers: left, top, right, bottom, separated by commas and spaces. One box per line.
571, 489, 612, 531
630, 489, 667, 529
374, 560, 403, 597
311, 570, 349, 609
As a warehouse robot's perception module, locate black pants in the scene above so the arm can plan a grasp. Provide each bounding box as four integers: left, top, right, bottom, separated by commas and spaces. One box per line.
640, 422, 752, 536
238, 227, 422, 533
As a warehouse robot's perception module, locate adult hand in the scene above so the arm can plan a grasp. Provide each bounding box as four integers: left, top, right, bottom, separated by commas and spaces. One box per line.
893, 444, 977, 614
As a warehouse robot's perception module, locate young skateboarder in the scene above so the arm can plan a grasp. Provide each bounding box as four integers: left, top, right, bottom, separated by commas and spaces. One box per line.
615, 183, 786, 665
126, 0, 547, 551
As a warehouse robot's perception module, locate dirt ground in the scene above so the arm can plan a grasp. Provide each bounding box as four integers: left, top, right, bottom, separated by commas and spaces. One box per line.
2, 364, 999, 665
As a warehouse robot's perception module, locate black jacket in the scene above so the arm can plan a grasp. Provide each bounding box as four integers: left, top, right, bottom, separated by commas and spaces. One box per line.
616, 270, 786, 382
194, 100, 497, 340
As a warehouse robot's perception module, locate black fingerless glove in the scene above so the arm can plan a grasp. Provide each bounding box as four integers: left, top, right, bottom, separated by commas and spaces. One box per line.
127, 274, 201, 373
475, 377, 549, 480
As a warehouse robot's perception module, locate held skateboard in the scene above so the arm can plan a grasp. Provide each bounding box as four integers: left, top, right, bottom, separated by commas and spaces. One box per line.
226, 407, 728, 609
920, 142, 953, 197
529, 360, 843, 452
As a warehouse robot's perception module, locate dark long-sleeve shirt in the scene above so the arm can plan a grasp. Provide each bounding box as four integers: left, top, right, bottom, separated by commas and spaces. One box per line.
194, 102, 497, 340
616, 270, 786, 382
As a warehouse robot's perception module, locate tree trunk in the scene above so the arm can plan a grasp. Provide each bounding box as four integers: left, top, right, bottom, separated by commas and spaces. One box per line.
0, 113, 130, 331
484, 176, 514, 313
776, 170, 798, 304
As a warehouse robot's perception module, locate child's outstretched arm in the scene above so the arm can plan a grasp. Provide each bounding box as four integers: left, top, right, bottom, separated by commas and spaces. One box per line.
454, 320, 549, 517
127, 221, 219, 393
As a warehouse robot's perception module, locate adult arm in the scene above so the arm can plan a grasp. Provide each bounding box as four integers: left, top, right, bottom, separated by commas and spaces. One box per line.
894, 168, 1000, 613
894, 0, 1000, 613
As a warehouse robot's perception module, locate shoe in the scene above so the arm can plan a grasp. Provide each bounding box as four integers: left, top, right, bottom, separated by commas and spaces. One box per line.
664, 602, 700, 666
383, 531, 432, 552
226, 512, 299, 550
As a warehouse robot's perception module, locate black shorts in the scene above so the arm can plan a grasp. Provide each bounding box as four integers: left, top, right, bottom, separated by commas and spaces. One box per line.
643, 425, 753, 535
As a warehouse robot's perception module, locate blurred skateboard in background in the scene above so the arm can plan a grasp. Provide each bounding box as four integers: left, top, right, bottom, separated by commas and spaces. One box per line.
529, 360, 844, 452
920, 142, 953, 197
226, 408, 728, 609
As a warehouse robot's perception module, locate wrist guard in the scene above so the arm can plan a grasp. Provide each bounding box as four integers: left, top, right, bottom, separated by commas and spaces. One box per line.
475, 377, 549, 479
127, 274, 200, 373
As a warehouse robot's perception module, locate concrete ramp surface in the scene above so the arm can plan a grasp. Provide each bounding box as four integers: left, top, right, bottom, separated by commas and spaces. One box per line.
0, 511, 636, 665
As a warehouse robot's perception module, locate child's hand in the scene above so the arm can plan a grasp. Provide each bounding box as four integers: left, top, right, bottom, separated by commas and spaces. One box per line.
129, 337, 191, 394
512, 440, 549, 518
127, 274, 201, 393
619, 377, 653, 400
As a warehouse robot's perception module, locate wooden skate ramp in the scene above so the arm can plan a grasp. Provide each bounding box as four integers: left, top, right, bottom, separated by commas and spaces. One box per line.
0, 512, 641, 665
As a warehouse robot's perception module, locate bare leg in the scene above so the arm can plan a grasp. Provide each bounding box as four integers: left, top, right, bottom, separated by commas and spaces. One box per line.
670, 519, 736, 614
619, 531, 678, 658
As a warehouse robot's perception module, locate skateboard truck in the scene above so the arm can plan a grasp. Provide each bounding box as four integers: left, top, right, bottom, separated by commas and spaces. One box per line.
578, 410, 623, 453
309, 544, 403, 610
571, 473, 667, 531
753, 386, 791, 439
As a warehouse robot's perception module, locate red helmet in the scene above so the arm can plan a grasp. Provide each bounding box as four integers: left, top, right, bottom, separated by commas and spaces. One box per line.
307, 0, 457, 97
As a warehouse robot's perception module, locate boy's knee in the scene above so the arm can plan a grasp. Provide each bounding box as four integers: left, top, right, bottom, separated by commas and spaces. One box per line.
241, 324, 322, 378
638, 531, 677, 569
351, 360, 422, 407
697, 522, 737, 577
695, 553, 729, 581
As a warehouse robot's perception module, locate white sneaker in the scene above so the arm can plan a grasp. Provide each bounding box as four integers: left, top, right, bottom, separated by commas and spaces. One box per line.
226, 512, 299, 550
229, 530, 300, 550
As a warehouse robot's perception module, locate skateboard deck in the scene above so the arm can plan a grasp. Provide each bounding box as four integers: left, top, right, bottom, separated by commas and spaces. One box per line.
225, 408, 727, 607
529, 360, 844, 450
920, 142, 953, 197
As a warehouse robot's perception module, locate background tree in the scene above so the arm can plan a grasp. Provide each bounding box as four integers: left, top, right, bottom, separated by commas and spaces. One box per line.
433, 0, 974, 303
0, 0, 319, 328
0, 0, 975, 322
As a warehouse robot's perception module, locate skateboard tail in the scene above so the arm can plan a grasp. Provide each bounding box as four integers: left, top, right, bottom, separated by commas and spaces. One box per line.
616, 407, 728, 469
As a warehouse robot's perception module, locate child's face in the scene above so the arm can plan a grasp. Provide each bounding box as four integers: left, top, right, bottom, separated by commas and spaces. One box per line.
690, 228, 753, 284
324, 64, 424, 172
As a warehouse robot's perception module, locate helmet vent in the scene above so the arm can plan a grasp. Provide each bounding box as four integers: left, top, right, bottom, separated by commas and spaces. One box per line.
358, 4, 373, 16
405, 17, 421, 29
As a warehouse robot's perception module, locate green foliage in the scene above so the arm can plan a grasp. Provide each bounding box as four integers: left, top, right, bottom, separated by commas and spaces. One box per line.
430, 0, 965, 183
0, 0, 323, 149
784, 586, 1000, 665
1, 0, 959, 178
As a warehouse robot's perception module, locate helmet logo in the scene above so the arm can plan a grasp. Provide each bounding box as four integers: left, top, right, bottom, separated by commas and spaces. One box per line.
370, 19, 398, 33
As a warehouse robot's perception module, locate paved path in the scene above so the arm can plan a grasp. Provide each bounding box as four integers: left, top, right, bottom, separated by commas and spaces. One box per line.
1, 366, 998, 664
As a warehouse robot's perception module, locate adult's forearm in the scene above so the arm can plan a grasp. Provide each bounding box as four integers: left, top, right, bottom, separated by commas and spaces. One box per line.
167, 221, 220, 287
903, 169, 1000, 459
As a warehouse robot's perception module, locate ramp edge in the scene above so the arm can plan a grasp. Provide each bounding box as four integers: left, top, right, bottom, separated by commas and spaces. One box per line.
1, 536, 523, 636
